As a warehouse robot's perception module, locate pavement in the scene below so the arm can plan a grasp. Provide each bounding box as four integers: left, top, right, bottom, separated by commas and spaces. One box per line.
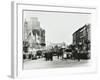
23, 56, 90, 70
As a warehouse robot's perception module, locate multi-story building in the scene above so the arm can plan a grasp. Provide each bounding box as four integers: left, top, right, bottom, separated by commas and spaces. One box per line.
23, 17, 46, 49
72, 24, 91, 59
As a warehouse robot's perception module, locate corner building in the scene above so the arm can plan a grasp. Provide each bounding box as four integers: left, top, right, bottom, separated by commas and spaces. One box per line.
73, 24, 91, 59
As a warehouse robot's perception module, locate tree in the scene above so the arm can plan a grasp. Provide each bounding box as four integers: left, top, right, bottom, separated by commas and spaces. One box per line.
40, 43, 46, 46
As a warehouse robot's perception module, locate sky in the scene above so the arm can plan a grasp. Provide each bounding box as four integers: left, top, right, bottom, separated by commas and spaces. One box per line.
24, 10, 91, 45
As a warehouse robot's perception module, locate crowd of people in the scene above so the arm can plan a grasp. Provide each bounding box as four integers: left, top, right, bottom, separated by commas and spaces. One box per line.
42, 47, 72, 61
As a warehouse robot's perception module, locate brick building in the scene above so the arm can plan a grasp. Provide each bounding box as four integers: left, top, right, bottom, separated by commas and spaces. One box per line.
73, 24, 91, 59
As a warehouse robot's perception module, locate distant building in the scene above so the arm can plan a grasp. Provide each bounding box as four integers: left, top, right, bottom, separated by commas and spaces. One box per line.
73, 24, 91, 58
23, 17, 46, 49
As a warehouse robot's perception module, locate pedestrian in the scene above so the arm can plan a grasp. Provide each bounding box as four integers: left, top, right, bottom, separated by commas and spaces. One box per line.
44, 52, 48, 61
50, 51, 53, 61
77, 50, 80, 61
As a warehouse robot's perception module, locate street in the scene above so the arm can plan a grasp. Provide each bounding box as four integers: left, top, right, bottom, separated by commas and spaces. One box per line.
23, 56, 90, 70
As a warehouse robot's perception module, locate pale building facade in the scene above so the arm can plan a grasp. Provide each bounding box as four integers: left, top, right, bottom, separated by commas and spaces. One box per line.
23, 17, 45, 50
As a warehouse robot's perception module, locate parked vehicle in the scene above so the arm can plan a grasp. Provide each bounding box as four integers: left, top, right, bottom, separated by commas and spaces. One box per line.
64, 49, 72, 59
36, 50, 42, 58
